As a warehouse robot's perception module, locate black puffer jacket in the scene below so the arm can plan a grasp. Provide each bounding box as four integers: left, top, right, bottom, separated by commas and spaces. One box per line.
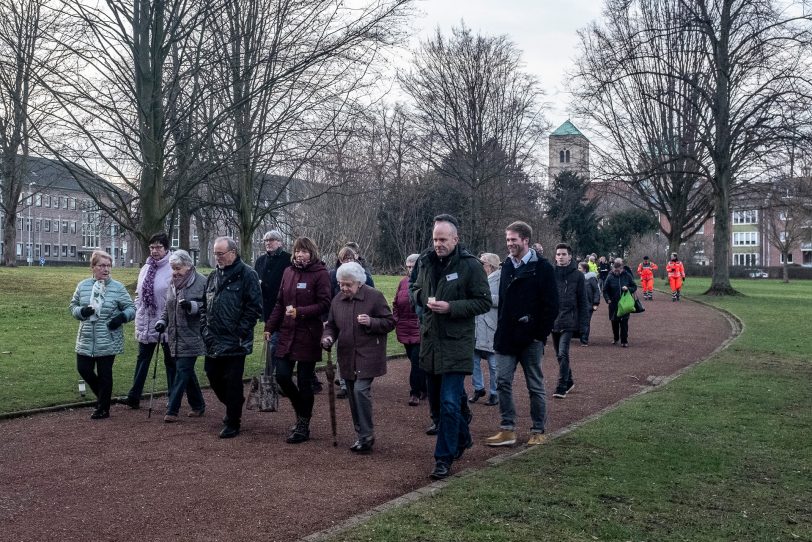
201, 257, 263, 357
603, 267, 637, 321
493, 251, 559, 355
553, 261, 590, 335
255, 248, 291, 321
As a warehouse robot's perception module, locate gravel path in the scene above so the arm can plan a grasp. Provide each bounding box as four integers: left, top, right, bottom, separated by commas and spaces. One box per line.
0, 294, 733, 541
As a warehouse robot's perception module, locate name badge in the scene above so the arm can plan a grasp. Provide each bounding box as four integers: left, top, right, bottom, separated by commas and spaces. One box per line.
297, 283, 307, 289
446, 272, 459, 281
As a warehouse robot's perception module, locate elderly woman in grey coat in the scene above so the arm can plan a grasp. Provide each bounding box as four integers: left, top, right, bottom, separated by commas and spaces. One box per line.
321, 262, 395, 454
469, 253, 500, 406
155, 250, 207, 422
70, 250, 135, 419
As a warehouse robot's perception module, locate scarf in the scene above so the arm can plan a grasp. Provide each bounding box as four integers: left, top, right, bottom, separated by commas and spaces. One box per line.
173, 266, 196, 293
141, 253, 167, 311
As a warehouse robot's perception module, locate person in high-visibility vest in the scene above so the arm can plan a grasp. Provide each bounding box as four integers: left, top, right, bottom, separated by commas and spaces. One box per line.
666, 252, 686, 301
636, 256, 658, 300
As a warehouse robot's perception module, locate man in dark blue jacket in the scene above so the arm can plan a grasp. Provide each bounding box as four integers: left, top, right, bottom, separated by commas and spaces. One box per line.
487, 221, 558, 447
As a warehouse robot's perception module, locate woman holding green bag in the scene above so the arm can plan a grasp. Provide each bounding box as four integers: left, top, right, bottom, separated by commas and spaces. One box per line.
602, 258, 637, 347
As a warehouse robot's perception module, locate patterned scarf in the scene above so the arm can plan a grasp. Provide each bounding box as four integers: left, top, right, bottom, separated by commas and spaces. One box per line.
173, 265, 196, 292
141, 253, 166, 311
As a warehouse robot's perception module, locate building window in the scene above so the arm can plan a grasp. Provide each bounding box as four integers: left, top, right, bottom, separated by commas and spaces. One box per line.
70, 245, 76, 257
35, 194, 42, 207
62, 220, 68, 234
44, 195, 50, 208
16, 243, 23, 256
780, 252, 794, 264
52, 219, 59, 232
54, 196, 60, 209
35, 244, 41, 257
82, 207, 101, 248
52, 244, 59, 256
62, 245, 68, 257
565, 149, 571, 163
35, 220, 41, 233
732, 210, 758, 224
71, 198, 77, 210
44, 220, 50, 233
733, 253, 758, 266
44, 244, 50, 257
71, 221, 77, 234
732, 232, 758, 246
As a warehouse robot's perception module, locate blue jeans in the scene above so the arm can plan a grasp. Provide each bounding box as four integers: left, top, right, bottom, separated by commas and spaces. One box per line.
127, 341, 173, 402
432, 372, 471, 465
552, 331, 574, 388
495, 341, 546, 433
166, 356, 206, 416
404, 343, 427, 396
471, 349, 497, 396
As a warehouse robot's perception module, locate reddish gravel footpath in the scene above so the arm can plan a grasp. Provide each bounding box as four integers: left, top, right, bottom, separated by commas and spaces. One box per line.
0, 295, 733, 541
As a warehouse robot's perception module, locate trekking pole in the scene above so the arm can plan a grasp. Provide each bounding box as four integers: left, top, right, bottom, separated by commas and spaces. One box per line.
147, 337, 162, 419
325, 347, 337, 446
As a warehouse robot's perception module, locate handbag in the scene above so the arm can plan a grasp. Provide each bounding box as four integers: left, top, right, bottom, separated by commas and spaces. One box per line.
246, 340, 279, 412
616, 290, 635, 317
633, 294, 645, 314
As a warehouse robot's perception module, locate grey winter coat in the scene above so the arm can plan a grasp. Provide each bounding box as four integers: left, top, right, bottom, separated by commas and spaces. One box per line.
583, 271, 601, 307
70, 278, 136, 357
157, 270, 207, 357
474, 269, 500, 353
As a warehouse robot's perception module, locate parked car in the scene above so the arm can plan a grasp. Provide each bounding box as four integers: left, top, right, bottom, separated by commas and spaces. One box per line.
746, 268, 769, 279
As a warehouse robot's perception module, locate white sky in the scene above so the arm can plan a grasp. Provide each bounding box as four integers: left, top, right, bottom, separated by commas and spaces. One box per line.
407, 0, 604, 130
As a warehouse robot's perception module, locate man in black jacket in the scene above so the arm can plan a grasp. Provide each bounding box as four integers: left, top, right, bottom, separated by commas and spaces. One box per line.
254, 230, 291, 363
486, 221, 558, 447
201, 236, 263, 438
551, 243, 590, 399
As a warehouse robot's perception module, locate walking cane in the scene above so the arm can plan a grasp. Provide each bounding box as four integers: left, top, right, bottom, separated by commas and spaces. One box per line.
325, 348, 338, 446
147, 338, 162, 419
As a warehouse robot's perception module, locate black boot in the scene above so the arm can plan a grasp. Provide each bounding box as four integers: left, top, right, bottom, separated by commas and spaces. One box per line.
286, 416, 311, 444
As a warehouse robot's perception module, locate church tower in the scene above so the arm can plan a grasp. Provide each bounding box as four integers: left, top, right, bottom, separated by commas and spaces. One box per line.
548, 120, 590, 182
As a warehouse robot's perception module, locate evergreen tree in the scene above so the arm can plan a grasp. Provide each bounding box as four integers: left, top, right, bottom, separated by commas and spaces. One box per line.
545, 170, 599, 254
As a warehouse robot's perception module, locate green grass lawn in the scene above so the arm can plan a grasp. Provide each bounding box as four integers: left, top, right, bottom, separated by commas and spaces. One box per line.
0, 267, 405, 413
326, 278, 812, 541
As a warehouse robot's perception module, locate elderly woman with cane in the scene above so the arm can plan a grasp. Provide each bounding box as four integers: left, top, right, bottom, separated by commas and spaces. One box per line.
154, 250, 207, 422
264, 237, 332, 444
70, 250, 135, 419
322, 262, 394, 454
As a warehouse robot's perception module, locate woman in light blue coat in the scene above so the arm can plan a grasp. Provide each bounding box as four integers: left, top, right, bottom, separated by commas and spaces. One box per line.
69, 250, 135, 419
469, 252, 500, 406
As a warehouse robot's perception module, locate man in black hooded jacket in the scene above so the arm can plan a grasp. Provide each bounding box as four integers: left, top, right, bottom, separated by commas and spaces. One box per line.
551, 243, 590, 398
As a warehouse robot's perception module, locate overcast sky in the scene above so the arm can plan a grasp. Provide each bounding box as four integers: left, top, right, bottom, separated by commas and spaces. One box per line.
405, 0, 604, 131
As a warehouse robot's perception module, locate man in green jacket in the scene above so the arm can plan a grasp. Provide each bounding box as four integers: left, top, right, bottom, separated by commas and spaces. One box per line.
411, 214, 491, 480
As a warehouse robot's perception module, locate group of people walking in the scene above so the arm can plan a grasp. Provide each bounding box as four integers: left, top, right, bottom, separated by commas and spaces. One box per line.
69, 218, 686, 480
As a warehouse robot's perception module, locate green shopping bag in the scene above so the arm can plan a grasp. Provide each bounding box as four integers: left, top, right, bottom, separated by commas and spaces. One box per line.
616, 290, 635, 317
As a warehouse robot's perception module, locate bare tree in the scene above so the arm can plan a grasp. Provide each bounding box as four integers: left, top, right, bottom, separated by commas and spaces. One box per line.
765, 175, 812, 282
400, 23, 547, 251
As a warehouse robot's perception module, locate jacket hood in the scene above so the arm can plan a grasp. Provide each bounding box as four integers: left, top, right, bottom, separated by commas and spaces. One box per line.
584, 271, 597, 280
554, 259, 579, 278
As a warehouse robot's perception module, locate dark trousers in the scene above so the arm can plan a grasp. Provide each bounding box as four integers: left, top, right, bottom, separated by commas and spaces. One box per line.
204, 355, 246, 428
127, 341, 173, 402
581, 310, 594, 344
427, 373, 471, 428
275, 357, 316, 419
552, 331, 574, 388
611, 316, 630, 344
77, 354, 115, 412
404, 343, 427, 397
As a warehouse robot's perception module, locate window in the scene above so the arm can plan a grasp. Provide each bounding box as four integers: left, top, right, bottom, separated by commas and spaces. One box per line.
62, 221, 68, 234
61, 245, 68, 257
565, 149, 571, 163
732, 232, 758, 246
44, 220, 50, 233
54, 196, 60, 209
52, 244, 58, 256
559, 150, 565, 163
733, 253, 758, 266
35, 194, 42, 207
71, 221, 77, 234
779, 231, 787, 242
732, 210, 758, 224
44, 244, 50, 257
52, 219, 59, 232
17, 243, 23, 256
25, 219, 31, 232
70, 245, 76, 257
44, 195, 50, 208
35, 244, 41, 257
779, 210, 788, 221
71, 198, 77, 210
82, 207, 100, 248
780, 252, 794, 264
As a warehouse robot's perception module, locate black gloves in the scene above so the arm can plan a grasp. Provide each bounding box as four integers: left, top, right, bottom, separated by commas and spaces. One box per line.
80, 306, 95, 318
107, 313, 128, 330
179, 300, 192, 312
154, 321, 166, 333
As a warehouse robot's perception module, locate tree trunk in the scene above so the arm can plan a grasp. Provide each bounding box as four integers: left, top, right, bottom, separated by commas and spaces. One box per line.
782, 257, 789, 283
706, 177, 738, 295
2, 210, 19, 267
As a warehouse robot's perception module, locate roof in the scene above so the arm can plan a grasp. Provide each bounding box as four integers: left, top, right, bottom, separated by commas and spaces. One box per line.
551, 120, 585, 137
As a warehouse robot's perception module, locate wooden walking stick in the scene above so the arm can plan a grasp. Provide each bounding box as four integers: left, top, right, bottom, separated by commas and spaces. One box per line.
325, 347, 338, 446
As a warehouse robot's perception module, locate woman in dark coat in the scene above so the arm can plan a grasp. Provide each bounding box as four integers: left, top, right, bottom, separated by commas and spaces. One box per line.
264, 237, 332, 444
155, 250, 207, 422
602, 258, 638, 347
393, 253, 423, 406
322, 262, 394, 453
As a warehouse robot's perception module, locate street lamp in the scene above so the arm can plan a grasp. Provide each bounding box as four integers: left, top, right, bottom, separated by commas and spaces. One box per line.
27, 181, 36, 266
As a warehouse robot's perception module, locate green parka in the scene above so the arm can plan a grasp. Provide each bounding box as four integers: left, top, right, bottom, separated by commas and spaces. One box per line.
410, 246, 491, 375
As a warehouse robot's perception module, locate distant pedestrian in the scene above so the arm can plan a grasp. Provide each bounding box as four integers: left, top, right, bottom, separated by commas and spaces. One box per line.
122, 232, 173, 410
322, 262, 395, 454
587, 254, 598, 275
264, 237, 332, 444
637, 256, 658, 300
155, 250, 207, 422
598, 256, 611, 286
201, 237, 263, 438
578, 261, 600, 346
666, 252, 686, 301
411, 214, 491, 480
486, 221, 558, 448
469, 252, 501, 406
603, 258, 637, 347
70, 250, 135, 419
551, 243, 590, 399
393, 254, 425, 406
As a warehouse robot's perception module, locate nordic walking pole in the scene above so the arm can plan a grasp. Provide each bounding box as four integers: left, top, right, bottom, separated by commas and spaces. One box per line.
325, 347, 337, 446
147, 337, 162, 419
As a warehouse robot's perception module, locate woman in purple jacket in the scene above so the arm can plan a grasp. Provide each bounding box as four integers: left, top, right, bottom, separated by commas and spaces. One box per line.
393, 254, 424, 406
264, 237, 332, 444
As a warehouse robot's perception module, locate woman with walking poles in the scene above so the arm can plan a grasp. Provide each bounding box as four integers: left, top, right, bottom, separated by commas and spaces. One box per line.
69, 250, 135, 419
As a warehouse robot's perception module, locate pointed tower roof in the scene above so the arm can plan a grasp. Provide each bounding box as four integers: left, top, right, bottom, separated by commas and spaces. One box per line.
551, 120, 585, 137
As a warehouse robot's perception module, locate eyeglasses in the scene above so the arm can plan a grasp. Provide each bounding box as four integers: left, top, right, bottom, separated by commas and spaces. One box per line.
148, 245, 165, 251
213, 249, 234, 257
94, 264, 112, 269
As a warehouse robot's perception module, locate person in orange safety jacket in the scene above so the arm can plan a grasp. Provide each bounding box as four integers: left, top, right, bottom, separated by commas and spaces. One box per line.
636, 256, 658, 300
666, 253, 686, 301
